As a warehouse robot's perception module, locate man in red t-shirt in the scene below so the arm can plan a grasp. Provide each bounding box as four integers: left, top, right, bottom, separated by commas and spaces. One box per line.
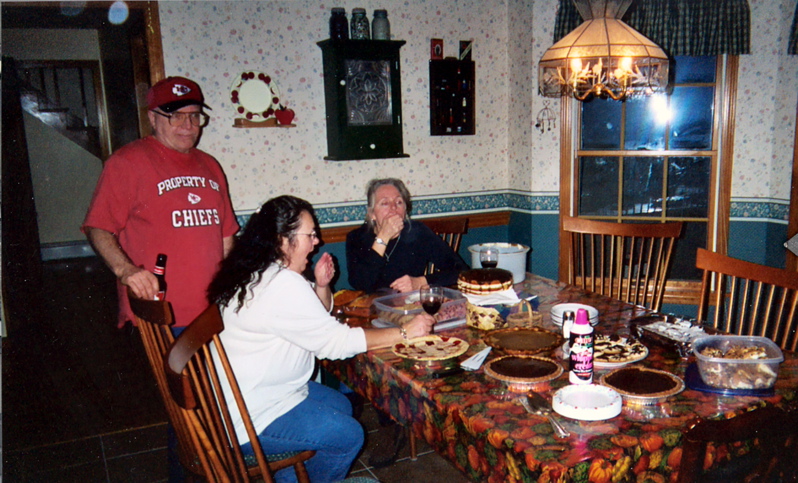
83, 76, 239, 329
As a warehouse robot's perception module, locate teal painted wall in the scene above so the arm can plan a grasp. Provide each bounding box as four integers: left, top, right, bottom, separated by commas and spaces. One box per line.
729, 220, 787, 269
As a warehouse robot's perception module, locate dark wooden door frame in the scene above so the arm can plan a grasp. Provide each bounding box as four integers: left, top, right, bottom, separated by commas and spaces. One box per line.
787, 101, 798, 272
0, 2, 164, 335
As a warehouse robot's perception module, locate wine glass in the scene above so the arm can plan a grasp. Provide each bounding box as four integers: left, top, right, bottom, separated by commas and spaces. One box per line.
480, 246, 499, 269
419, 285, 444, 317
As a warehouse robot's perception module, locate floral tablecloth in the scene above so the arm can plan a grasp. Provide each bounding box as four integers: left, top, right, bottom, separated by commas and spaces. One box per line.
325, 275, 798, 483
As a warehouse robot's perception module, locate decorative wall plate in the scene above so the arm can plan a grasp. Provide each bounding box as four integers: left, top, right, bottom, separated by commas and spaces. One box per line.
230, 71, 281, 122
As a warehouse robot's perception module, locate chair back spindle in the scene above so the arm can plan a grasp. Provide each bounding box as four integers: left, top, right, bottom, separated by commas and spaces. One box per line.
562, 216, 682, 312
696, 248, 798, 351
422, 217, 468, 275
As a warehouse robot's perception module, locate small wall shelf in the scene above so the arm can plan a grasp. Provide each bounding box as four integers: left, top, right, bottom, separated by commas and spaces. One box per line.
430, 58, 475, 136
233, 118, 295, 128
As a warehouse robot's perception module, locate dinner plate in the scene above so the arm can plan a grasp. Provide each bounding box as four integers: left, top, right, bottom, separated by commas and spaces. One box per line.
393, 335, 469, 362
230, 71, 282, 121
550, 303, 599, 326
552, 384, 622, 421
560, 336, 649, 369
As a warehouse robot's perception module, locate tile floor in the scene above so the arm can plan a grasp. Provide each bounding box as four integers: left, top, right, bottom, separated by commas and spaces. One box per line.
2, 257, 469, 482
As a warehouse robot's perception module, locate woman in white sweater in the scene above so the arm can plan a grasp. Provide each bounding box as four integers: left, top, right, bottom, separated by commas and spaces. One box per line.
207, 195, 434, 483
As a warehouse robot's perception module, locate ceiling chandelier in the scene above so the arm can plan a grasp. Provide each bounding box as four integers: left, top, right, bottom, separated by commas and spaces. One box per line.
539, 0, 669, 101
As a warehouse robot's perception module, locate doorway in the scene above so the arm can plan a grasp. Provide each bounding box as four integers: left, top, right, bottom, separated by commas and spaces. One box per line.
1, 1, 164, 334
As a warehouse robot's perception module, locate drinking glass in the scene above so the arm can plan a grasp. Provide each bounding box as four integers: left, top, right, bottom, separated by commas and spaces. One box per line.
419, 285, 443, 316
480, 246, 499, 268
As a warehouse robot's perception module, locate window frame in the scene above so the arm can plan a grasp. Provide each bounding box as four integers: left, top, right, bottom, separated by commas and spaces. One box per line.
558, 56, 739, 306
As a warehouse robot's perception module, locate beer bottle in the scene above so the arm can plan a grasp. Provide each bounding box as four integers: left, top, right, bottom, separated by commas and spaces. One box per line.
153, 253, 167, 301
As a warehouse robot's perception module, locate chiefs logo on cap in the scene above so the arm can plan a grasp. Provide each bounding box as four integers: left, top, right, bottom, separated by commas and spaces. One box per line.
172, 84, 192, 96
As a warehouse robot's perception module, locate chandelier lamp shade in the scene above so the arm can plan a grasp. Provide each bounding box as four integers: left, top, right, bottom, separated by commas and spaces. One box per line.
539, 0, 669, 101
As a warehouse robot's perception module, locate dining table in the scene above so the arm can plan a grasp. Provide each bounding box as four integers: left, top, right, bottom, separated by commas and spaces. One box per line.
324, 274, 798, 483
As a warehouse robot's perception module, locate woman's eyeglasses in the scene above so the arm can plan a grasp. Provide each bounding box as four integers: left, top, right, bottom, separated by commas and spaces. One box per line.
296, 231, 318, 241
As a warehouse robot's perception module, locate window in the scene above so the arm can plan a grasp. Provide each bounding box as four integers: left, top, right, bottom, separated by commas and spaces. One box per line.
562, 56, 737, 303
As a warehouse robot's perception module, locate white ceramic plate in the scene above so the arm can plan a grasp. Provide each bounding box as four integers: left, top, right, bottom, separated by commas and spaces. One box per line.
552, 384, 622, 421
550, 303, 599, 326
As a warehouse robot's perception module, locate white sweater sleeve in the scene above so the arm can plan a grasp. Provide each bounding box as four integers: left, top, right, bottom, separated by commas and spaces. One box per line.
240, 267, 367, 359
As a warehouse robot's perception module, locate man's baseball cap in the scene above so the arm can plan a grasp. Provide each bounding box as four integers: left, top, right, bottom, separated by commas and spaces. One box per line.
147, 76, 211, 113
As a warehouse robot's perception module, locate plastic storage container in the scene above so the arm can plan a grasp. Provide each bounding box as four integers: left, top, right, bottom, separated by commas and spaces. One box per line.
692, 335, 783, 390
373, 288, 466, 326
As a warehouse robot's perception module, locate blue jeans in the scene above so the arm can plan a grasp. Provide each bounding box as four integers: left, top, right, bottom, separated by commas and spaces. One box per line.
241, 381, 364, 483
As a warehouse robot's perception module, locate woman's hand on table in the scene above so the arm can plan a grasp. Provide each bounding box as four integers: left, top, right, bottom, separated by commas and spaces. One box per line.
390, 275, 428, 293
363, 312, 435, 350
404, 313, 436, 339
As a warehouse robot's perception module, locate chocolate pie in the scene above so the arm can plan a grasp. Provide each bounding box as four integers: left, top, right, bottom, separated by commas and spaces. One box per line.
484, 327, 563, 356
600, 366, 684, 401
484, 355, 563, 385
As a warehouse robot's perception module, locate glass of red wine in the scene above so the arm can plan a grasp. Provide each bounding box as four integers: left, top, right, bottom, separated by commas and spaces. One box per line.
420, 285, 444, 317
480, 246, 499, 268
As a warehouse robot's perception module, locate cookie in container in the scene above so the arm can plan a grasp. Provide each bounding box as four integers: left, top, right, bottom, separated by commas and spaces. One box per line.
693, 335, 783, 390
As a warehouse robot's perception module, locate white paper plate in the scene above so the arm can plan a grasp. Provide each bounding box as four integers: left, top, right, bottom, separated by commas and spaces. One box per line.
552, 384, 622, 421
550, 303, 599, 326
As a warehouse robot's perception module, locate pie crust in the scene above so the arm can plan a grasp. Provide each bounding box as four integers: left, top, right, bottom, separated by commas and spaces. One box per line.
484, 327, 563, 356
484, 355, 563, 385
392, 335, 469, 361
457, 268, 513, 295
599, 366, 684, 402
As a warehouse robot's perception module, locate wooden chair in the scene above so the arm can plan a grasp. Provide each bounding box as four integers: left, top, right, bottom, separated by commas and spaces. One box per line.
561, 216, 683, 312
422, 216, 469, 274
164, 303, 315, 482
678, 405, 798, 483
128, 294, 205, 478
128, 294, 314, 482
696, 248, 798, 351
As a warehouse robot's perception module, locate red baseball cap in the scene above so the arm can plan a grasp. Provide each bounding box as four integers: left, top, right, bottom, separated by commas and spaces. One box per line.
147, 76, 211, 113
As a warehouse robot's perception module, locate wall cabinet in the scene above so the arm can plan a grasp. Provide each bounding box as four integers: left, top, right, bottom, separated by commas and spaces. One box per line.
429, 59, 475, 136
317, 40, 408, 160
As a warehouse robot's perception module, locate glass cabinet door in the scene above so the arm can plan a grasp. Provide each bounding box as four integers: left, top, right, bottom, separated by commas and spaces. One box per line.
345, 59, 392, 126
318, 39, 407, 160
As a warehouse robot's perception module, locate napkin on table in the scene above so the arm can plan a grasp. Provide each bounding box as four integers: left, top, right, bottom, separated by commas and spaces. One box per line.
460, 347, 492, 371
463, 288, 520, 306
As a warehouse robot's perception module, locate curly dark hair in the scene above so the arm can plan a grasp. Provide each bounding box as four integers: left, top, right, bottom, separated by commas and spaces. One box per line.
207, 195, 314, 311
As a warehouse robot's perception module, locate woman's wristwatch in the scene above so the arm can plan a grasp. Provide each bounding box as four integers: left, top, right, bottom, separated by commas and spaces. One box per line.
375, 237, 388, 246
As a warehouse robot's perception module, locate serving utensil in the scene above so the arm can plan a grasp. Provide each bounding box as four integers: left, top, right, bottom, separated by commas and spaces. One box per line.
520, 392, 570, 438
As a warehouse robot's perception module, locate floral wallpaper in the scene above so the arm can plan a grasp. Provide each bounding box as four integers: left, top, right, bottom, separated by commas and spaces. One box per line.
159, 0, 512, 213
734, 0, 798, 202
158, 0, 796, 221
